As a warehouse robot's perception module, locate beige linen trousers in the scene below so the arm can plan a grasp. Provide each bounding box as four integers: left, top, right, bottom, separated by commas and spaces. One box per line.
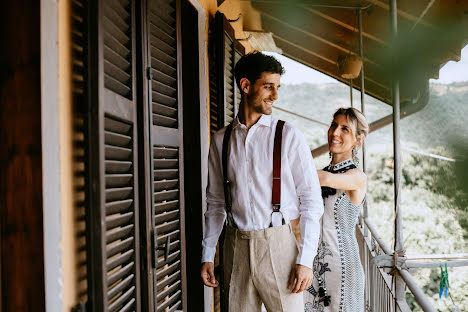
223, 224, 305, 312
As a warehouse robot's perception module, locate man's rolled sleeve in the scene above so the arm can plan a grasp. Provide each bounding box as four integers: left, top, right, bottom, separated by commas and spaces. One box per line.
289, 128, 324, 268
201, 135, 227, 263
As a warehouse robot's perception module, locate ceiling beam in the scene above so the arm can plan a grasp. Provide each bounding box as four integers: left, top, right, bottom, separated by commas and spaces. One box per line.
274, 35, 390, 91
301, 6, 388, 46
365, 0, 436, 29
262, 12, 381, 67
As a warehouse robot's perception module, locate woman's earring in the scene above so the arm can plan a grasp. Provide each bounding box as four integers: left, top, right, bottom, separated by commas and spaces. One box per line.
352, 147, 359, 166
329, 151, 332, 159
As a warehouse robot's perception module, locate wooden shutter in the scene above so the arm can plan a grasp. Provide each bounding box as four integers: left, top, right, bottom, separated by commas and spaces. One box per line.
213, 12, 245, 129
87, 0, 141, 311
146, 0, 187, 310
209, 12, 246, 312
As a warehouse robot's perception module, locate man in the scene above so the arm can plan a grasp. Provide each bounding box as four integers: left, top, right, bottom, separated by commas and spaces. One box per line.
201, 52, 323, 311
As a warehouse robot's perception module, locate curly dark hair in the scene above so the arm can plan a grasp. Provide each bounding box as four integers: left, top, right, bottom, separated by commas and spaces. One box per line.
234, 51, 285, 89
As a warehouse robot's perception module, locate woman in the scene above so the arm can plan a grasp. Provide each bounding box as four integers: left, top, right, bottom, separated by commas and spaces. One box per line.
304, 107, 369, 312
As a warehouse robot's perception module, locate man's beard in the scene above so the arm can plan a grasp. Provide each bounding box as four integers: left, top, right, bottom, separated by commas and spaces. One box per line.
247, 93, 272, 115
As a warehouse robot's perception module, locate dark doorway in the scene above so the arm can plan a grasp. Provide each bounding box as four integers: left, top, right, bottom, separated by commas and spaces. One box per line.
181, 0, 205, 310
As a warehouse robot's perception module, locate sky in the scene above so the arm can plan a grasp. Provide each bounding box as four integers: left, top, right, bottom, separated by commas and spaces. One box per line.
266, 45, 468, 85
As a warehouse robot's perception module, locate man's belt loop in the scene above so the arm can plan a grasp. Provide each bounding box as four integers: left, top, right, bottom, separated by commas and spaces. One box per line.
270, 120, 285, 227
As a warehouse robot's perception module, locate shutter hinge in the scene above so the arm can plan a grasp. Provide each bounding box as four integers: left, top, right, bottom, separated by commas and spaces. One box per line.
147, 67, 153, 80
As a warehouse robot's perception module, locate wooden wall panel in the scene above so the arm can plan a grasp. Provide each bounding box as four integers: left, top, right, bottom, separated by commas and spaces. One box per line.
0, 1, 46, 311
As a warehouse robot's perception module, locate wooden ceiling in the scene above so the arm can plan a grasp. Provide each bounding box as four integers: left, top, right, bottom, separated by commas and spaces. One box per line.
247, 0, 468, 105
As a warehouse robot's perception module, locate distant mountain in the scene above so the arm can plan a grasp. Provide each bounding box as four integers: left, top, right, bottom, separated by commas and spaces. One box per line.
272, 81, 468, 157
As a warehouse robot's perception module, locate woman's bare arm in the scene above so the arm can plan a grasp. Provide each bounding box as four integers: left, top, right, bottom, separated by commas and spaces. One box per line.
317, 169, 366, 191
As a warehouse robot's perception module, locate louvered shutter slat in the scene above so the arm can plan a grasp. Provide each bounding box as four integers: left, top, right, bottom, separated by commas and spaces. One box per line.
224, 34, 235, 125
156, 269, 180, 290
103, 17, 130, 46
152, 69, 176, 87
156, 280, 181, 302
155, 209, 179, 224
104, 61, 131, 86
106, 199, 133, 215
104, 34, 131, 62
150, 14, 175, 37
108, 274, 135, 301
154, 189, 179, 202
103, 0, 133, 100
106, 212, 134, 229
157, 241, 180, 258
151, 46, 176, 66
107, 237, 135, 258
106, 187, 132, 201
151, 58, 177, 77
156, 230, 179, 246
155, 219, 180, 234
117, 300, 135, 312
107, 251, 134, 272
108, 286, 135, 312
152, 82, 177, 101
150, 24, 176, 46
107, 225, 134, 243
156, 260, 180, 280
152, 37, 176, 58
106, 174, 132, 188
154, 200, 178, 214
107, 262, 134, 285
105, 161, 132, 174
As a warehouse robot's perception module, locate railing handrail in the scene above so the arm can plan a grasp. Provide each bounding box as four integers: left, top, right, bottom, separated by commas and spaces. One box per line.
359, 217, 438, 312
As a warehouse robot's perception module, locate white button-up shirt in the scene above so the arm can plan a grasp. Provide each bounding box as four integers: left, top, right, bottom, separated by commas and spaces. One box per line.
202, 114, 324, 268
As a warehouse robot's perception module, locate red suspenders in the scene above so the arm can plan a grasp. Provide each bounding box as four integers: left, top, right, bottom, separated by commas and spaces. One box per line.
221, 120, 286, 228
271, 120, 286, 226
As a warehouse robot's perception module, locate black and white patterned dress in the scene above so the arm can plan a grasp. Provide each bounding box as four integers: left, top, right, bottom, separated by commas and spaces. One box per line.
304, 159, 365, 312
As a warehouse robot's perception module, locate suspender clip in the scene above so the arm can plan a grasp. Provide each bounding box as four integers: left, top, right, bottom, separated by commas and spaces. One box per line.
272, 204, 281, 212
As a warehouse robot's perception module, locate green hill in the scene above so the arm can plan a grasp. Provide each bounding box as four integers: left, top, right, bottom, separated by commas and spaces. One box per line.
273, 81, 468, 156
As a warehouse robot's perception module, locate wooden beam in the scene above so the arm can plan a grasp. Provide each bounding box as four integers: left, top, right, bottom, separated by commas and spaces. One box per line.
262, 11, 381, 67
365, 0, 436, 29
275, 41, 391, 104
301, 6, 388, 46
260, 13, 391, 89
273, 34, 390, 91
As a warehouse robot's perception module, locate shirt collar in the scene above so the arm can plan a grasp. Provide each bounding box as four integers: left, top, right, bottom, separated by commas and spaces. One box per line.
233, 114, 272, 129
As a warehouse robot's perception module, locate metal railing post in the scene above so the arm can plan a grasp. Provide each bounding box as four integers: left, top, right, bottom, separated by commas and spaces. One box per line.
358, 8, 368, 238
389, 0, 408, 310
